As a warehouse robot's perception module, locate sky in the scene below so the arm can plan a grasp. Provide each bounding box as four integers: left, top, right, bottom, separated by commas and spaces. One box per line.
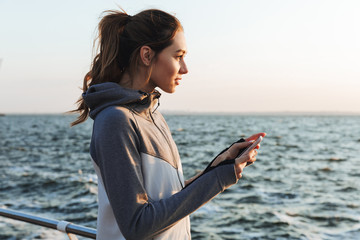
0, 0, 359, 114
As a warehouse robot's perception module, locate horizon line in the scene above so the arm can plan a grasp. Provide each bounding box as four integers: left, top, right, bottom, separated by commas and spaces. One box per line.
1, 110, 360, 116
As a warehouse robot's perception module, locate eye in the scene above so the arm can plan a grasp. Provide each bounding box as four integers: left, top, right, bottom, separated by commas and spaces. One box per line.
176, 55, 184, 61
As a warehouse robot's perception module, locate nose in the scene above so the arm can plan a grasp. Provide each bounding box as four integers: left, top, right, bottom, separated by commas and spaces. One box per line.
179, 60, 188, 74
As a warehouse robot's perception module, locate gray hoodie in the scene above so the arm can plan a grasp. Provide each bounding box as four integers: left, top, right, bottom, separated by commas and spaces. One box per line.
83, 82, 238, 240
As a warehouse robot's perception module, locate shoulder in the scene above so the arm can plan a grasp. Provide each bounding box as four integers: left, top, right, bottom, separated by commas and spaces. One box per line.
94, 106, 137, 132
96, 105, 133, 122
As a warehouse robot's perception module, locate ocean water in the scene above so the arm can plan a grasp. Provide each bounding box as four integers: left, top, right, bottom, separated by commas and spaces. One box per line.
0, 114, 359, 240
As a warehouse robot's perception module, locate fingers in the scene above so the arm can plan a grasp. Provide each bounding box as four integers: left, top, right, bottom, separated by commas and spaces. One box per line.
234, 164, 242, 178
234, 134, 264, 179
234, 162, 247, 179
228, 141, 252, 158
234, 141, 253, 149
246, 150, 258, 165
220, 134, 265, 161
247, 149, 258, 163
234, 150, 257, 179
246, 132, 266, 142
212, 138, 258, 168
235, 149, 257, 165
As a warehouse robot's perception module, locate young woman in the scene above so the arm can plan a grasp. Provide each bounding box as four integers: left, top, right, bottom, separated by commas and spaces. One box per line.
72, 9, 265, 240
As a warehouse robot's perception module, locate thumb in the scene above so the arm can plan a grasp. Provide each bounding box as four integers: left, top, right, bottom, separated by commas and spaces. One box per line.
234, 141, 253, 149
229, 141, 253, 156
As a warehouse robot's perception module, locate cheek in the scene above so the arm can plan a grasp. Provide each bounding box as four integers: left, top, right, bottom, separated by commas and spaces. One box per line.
157, 58, 178, 78
167, 62, 178, 77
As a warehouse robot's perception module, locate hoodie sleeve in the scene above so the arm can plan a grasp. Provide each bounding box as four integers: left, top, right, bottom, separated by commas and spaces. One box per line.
91, 107, 238, 240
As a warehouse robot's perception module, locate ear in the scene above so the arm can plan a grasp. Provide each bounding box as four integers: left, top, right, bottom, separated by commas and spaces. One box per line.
140, 46, 154, 66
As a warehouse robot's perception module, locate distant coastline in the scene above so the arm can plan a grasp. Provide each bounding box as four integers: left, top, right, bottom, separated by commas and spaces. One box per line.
161, 111, 360, 116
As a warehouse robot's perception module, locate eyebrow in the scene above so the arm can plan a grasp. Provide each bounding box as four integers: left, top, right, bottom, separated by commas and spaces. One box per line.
175, 49, 187, 54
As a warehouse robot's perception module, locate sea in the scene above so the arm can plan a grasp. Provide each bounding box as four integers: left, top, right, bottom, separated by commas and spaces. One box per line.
0, 114, 359, 240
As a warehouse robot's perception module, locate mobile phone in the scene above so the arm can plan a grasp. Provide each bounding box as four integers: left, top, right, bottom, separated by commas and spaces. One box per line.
237, 136, 263, 166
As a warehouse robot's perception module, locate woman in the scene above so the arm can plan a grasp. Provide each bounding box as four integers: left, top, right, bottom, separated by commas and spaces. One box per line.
72, 8, 265, 240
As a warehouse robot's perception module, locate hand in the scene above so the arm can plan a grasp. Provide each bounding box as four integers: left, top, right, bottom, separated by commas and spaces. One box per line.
234, 148, 258, 179
210, 141, 257, 179
235, 132, 266, 179
210, 132, 266, 179
245, 132, 266, 150
210, 141, 253, 168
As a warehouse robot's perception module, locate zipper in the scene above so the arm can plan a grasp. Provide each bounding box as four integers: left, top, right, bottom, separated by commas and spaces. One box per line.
149, 110, 184, 189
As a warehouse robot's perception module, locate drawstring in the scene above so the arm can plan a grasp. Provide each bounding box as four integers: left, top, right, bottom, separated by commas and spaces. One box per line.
138, 90, 161, 114
152, 96, 160, 113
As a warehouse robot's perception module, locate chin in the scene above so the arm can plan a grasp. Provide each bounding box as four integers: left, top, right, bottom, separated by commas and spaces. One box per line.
165, 89, 176, 94
161, 87, 176, 94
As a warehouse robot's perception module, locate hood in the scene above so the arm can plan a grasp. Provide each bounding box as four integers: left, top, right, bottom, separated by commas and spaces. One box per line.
82, 82, 161, 119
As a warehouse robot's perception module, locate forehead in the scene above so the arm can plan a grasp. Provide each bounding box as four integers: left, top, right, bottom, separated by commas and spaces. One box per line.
168, 31, 187, 53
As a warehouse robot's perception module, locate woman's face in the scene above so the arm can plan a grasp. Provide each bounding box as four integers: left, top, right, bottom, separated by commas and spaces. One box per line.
149, 31, 188, 93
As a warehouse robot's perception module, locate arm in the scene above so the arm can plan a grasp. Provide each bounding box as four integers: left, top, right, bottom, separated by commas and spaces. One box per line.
92, 109, 238, 240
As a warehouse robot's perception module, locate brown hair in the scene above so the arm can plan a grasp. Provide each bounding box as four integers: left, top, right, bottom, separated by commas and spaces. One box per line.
71, 9, 183, 126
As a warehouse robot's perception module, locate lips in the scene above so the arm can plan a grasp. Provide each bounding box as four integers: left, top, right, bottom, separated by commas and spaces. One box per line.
175, 78, 181, 85
175, 80, 180, 85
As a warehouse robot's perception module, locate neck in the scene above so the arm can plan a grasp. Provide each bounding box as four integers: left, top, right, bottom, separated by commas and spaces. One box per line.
119, 68, 155, 93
